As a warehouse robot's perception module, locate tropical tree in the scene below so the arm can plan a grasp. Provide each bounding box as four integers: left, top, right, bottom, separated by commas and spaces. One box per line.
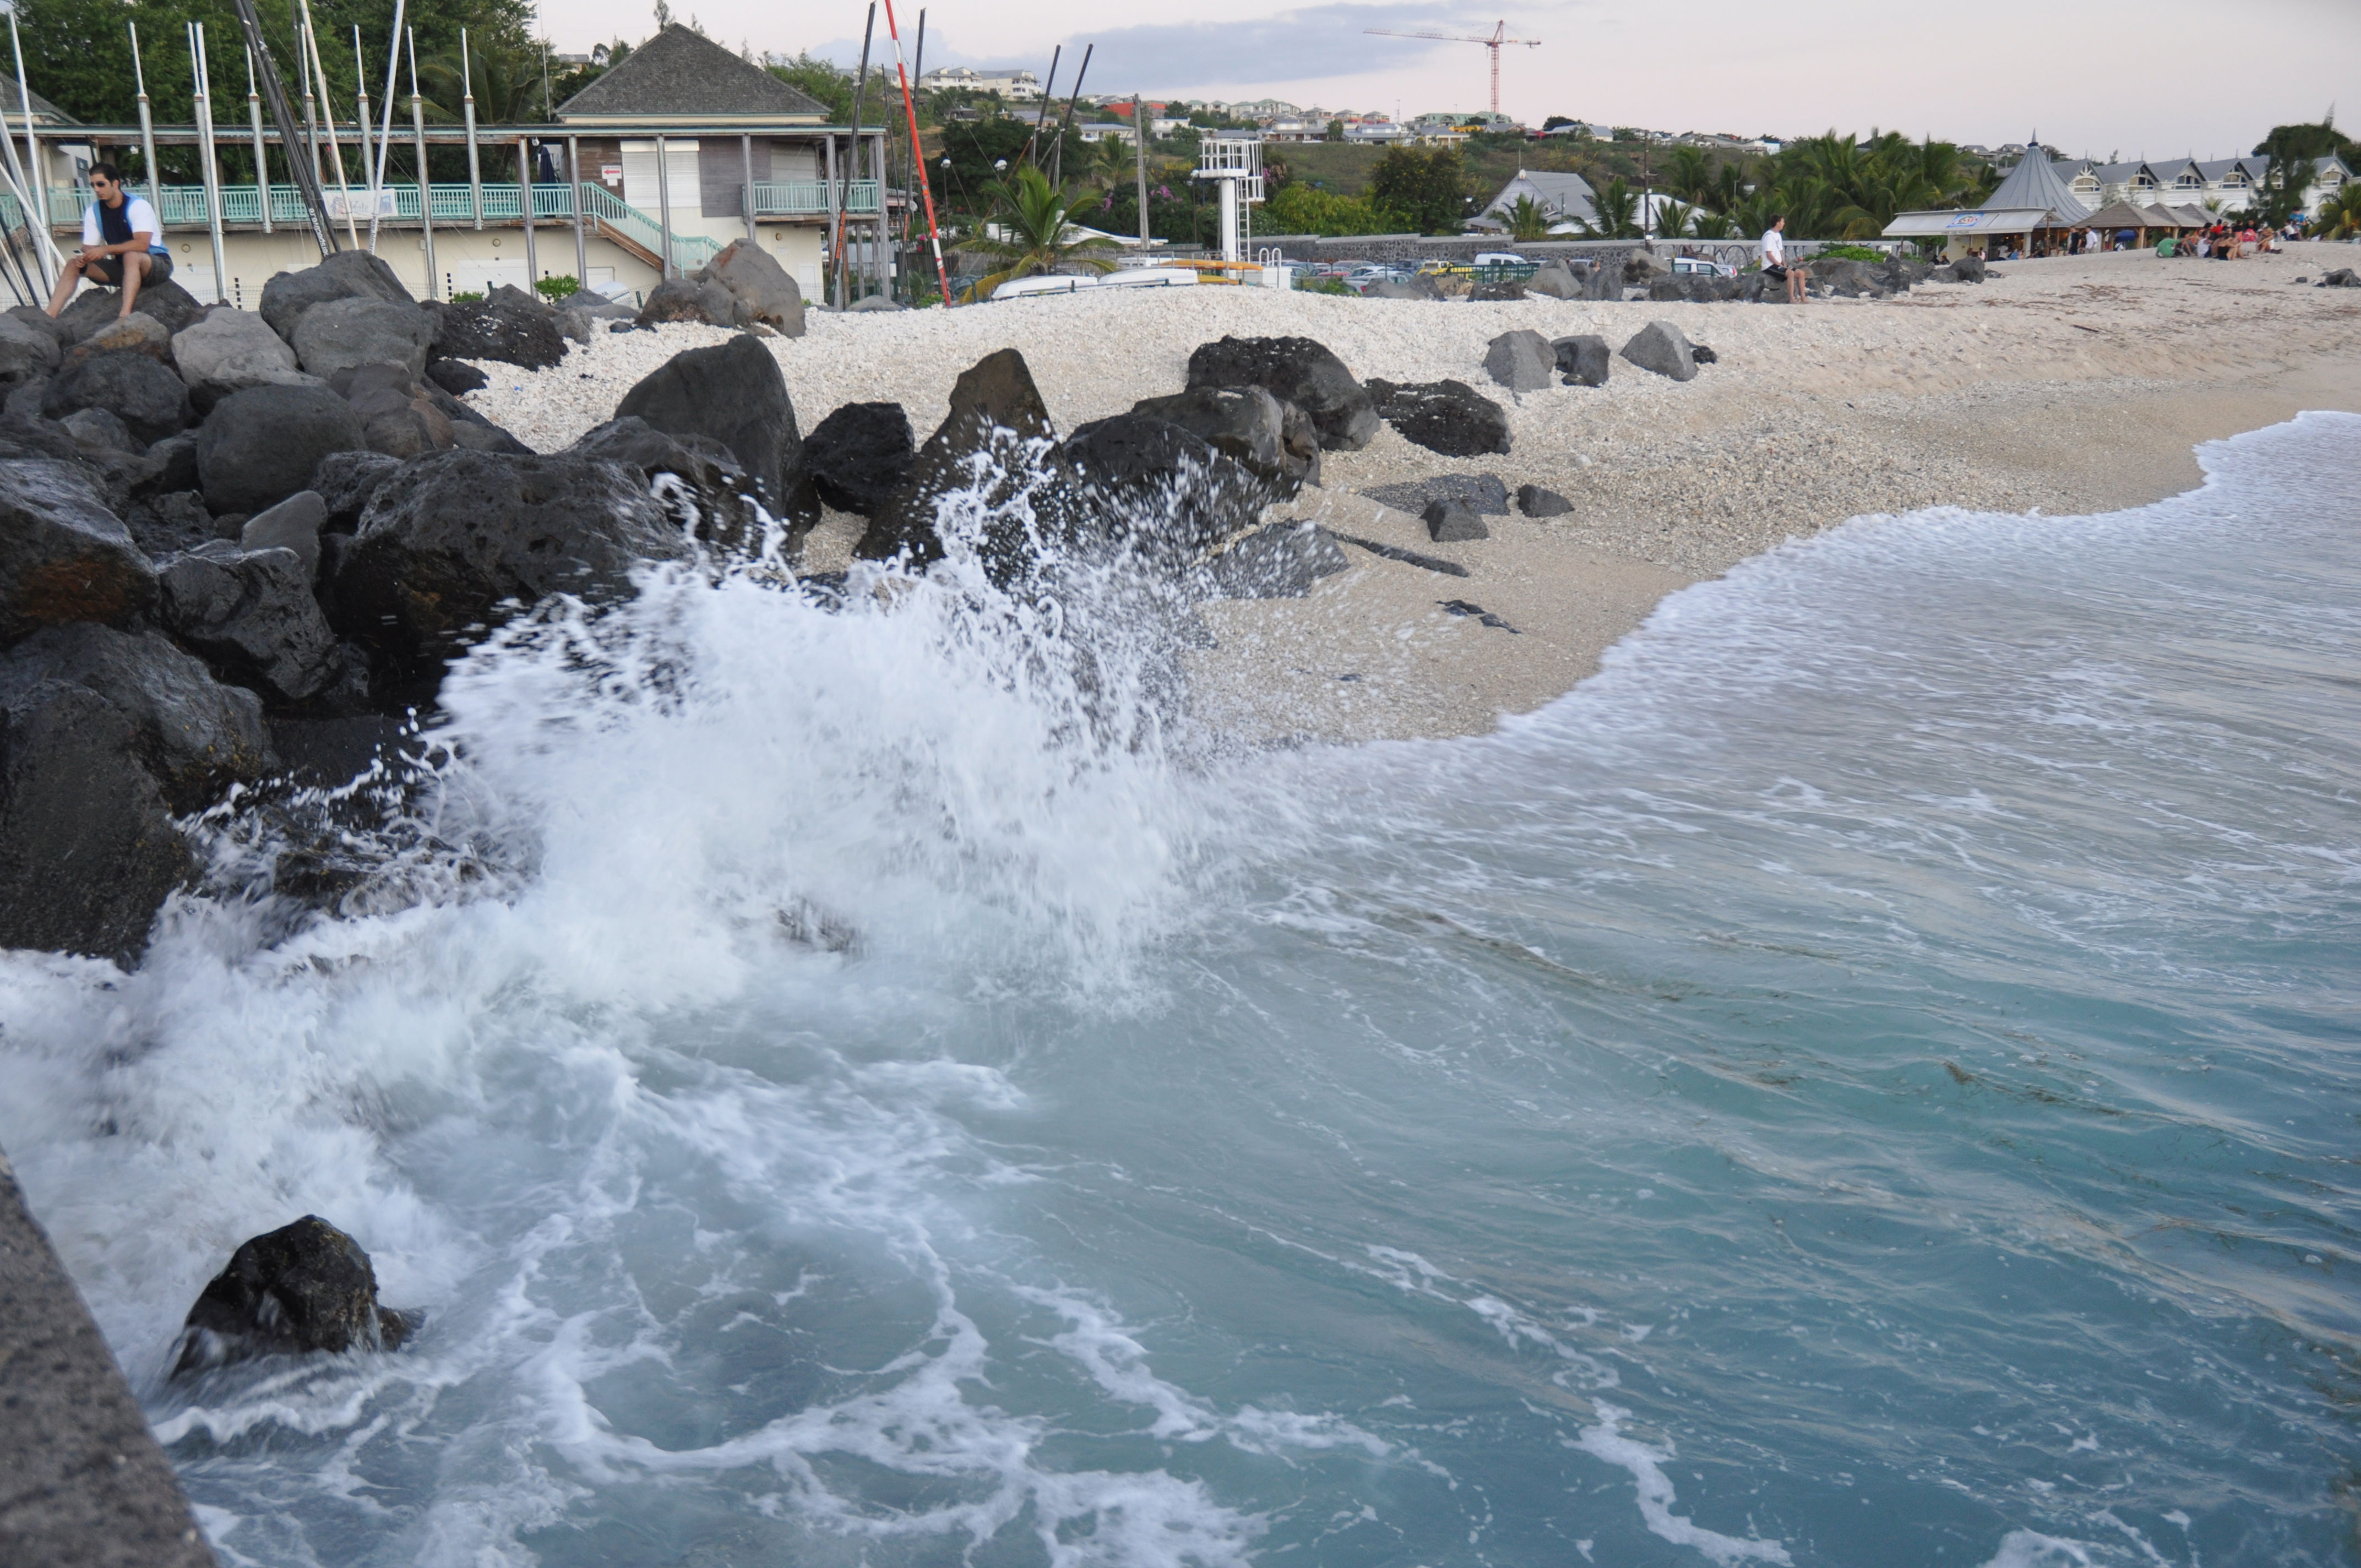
1262, 182, 1405, 236
417, 42, 540, 124
1368, 146, 1472, 235
1569, 176, 1643, 239
1503, 193, 1553, 241
964, 165, 1118, 298
2321, 183, 2361, 238
1663, 145, 1716, 205
1685, 208, 1737, 239
1652, 197, 1696, 238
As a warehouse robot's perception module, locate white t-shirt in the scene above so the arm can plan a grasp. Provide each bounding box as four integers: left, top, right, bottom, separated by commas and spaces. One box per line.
82, 193, 167, 253
1761, 226, 1785, 265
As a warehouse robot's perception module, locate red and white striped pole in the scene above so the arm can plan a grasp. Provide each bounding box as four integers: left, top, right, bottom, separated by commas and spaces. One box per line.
882, 0, 952, 306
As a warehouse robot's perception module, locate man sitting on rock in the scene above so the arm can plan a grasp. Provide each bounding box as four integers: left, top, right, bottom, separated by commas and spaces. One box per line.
1761, 214, 1808, 304
45, 162, 173, 322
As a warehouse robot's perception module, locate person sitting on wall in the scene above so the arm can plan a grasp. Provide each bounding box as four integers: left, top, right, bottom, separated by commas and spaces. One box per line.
1761, 214, 1808, 303
45, 162, 173, 321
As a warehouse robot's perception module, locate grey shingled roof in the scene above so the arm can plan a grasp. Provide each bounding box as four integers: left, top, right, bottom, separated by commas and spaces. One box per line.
1985, 145, 2090, 222
0, 77, 74, 124
557, 25, 827, 119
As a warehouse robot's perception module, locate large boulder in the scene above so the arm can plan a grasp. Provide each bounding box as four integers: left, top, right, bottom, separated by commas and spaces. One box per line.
63, 312, 173, 368
0, 459, 157, 644
329, 450, 690, 694
173, 1216, 416, 1376
1944, 254, 1988, 284
1130, 384, 1317, 496
1056, 413, 1270, 566
0, 623, 272, 960
259, 249, 414, 342
1363, 379, 1512, 457
614, 335, 814, 528
126, 490, 217, 559
431, 284, 567, 371
172, 308, 306, 407
801, 400, 915, 516
1582, 258, 1623, 302
1552, 334, 1612, 388
41, 351, 191, 445
697, 240, 807, 335
157, 542, 341, 705
858, 347, 1056, 565
291, 296, 436, 382
1203, 520, 1349, 600
637, 276, 741, 328
569, 415, 760, 553
1618, 320, 1699, 382
309, 449, 401, 532
1483, 329, 1554, 393
1421, 498, 1488, 542
1184, 335, 1379, 451
0, 313, 62, 381
338, 362, 456, 459
196, 383, 367, 516
239, 488, 328, 573
54, 289, 130, 346
1525, 262, 1582, 300
62, 407, 139, 454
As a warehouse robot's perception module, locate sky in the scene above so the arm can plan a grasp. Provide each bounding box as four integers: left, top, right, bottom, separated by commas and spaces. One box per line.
547, 0, 2360, 160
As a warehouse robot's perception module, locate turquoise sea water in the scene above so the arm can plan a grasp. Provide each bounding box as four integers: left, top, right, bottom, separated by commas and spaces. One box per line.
2, 412, 2356, 1567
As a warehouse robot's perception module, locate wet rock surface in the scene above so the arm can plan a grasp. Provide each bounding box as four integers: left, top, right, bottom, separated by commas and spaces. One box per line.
802, 400, 916, 516
174, 1216, 417, 1375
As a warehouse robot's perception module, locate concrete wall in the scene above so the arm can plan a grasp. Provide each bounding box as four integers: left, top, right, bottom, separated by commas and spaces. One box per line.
0, 1146, 215, 1567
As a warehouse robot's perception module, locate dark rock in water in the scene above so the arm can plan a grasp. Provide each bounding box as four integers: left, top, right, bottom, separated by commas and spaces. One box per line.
42, 351, 191, 445
329, 449, 690, 697
425, 358, 489, 395
1204, 520, 1349, 599
432, 285, 567, 371
197, 383, 367, 516
616, 335, 814, 529
0, 623, 272, 960
1421, 497, 1489, 542
637, 276, 742, 329
1691, 344, 1718, 364
1516, 482, 1573, 518
1130, 384, 1318, 496
859, 347, 1057, 564
259, 249, 414, 341
311, 450, 401, 532
1185, 335, 1379, 451
1361, 473, 1511, 515
1483, 329, 1554, 393
239, 489, 328, 574
1619, 320, 1700, 382
1057, 412, 1270, 565
1552, 334, 1612, 388
570, 416, 760, 553
0, 459, 157, 644
159, 543, 341, 705
802, 400, 915, 516
1363, 378, 1511, 457
174, 1216, 417, 1375
126, 489, 217, 558
61, 406, 139, 454
291, 296, 437, 382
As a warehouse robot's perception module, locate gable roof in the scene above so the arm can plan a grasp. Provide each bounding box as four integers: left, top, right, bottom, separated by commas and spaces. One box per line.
556, 25, 828, 121
1485, 169, 1597, 224
0, 77, 73, 124
1985, 144, 2090, 222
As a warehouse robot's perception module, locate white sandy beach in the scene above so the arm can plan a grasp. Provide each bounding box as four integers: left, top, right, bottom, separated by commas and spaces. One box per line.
470, 243, 2361, 742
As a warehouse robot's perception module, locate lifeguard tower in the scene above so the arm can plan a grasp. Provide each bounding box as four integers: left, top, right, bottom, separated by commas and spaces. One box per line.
1192, 137, 1265, 263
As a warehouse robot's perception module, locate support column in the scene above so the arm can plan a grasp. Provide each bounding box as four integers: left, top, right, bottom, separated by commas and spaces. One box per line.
568, 135, 587, 286
519, 137, 538, 287
655, 132, 672, 279
823, 133, 839, 306
741, 132, 757, 243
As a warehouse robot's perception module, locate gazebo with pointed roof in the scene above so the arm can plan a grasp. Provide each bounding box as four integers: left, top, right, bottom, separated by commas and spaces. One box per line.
556, 24, 829, 124
1984, 142, 2090, 224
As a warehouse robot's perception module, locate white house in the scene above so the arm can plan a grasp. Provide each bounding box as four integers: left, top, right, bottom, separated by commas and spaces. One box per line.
1478, 168, 1598, 230
918, 66, 1041, 100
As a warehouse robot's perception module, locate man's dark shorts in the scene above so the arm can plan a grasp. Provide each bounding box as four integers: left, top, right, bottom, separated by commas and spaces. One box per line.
91, 251, 172, 287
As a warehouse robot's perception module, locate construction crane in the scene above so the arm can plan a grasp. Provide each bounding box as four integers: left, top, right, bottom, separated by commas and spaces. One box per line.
1363, 21, 1539, 119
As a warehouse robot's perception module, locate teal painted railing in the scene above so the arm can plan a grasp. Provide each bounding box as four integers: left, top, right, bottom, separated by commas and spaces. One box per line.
752, 179, 882, 216
15, 182, 725, 275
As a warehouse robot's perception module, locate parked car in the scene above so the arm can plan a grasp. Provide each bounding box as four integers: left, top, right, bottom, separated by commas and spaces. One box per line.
1671, 255, 1738, 278
1472, 251, 1530, 267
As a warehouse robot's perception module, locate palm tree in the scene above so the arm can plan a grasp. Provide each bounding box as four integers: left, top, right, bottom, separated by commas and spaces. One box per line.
1503, 193, 1553, 241
2323, 183, 2361, 238
964, 165, 1119, 299
1686, 209, 1737, 239
1571, 176, 1643, 239
1652, 197, 1696, 238
416, 44, 539, 125
1664, 145, 1715, 205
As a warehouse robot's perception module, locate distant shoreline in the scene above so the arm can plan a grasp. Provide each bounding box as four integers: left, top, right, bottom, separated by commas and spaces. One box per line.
469, 243, 2361, 744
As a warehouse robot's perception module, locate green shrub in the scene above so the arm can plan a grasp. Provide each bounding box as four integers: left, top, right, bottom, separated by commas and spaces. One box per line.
1814, 243, 1886, 262
1294, 276, 1354, 295
450, 290, 486, 302
535, 274, 582, 300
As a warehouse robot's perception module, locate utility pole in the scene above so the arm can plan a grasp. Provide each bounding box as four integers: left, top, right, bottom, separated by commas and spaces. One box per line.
1134, 95, 1150, 245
